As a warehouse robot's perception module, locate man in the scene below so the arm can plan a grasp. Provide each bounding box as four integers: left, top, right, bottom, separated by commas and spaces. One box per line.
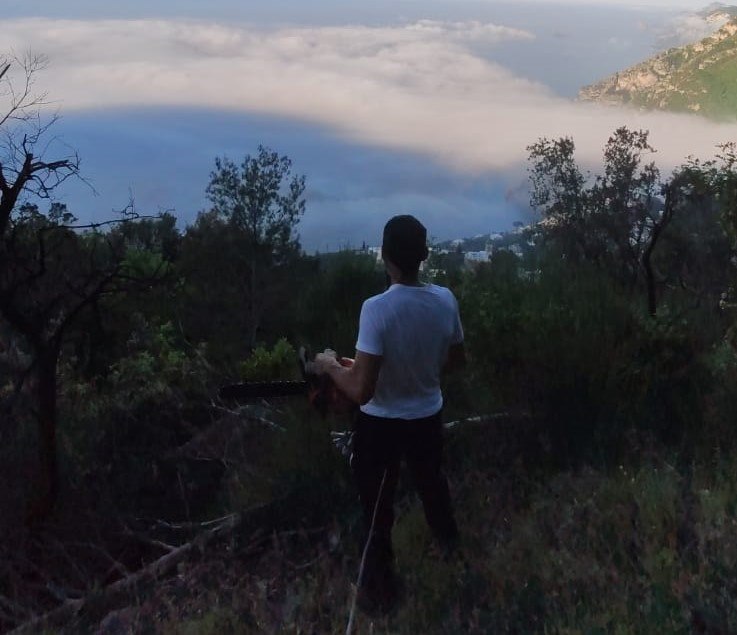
315, 214, 465, 611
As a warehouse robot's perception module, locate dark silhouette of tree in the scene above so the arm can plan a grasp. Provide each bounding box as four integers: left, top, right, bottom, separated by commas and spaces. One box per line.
0, 54, 80, 521
591, 128, 660, 286
206, 146, 306, 348
527, 127, 712, 316
0, 54, 164, 522
527, 135, 589, 260
672, 143, 737, 319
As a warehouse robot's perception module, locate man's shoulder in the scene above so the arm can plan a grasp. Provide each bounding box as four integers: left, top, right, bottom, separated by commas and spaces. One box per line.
425, 282, 451, 295
363, 289, 390, 307
424, 283, 457, 304
363, 284, 456, 309
361, 290, 392, 318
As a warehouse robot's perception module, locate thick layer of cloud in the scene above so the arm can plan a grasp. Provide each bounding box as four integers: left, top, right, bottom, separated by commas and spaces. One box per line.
3, 17, 737, 189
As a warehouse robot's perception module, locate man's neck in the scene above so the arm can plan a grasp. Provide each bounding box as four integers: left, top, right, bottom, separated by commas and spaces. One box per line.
384, 260, 422, 287
390, 274, 422, 287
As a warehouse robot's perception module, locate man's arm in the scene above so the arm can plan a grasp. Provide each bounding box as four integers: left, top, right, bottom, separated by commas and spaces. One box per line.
316, 350, 382, 405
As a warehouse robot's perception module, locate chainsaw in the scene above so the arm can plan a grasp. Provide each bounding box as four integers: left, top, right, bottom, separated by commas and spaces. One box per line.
218, 347, 356, 417
219, 346, 516, 464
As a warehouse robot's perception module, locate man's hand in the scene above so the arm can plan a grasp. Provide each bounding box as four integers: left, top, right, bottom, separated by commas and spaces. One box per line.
309, 348, 379, 405
314, 350, 341, 375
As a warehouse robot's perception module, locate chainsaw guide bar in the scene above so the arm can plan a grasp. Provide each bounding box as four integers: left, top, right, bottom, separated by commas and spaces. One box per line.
218, 380, 309, 402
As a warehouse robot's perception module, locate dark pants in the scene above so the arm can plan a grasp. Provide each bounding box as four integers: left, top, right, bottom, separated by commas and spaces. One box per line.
352, 409, 458, 592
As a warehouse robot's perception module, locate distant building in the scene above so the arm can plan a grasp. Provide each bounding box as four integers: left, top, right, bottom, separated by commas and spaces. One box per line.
367, 246, 382, 262
465, 250, 490, 263
508, 244, 524, 258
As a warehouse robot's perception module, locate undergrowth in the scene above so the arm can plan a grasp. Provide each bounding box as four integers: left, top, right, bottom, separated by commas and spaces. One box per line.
98, 412, 737, 635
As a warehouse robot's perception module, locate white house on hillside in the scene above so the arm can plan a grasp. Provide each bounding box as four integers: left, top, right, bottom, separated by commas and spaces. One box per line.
465, 250, 490, 263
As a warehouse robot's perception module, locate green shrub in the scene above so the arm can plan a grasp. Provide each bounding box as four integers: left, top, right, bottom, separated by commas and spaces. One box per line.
60, 319, 213, 515
238, 338, 298, 382
293, 250, 385, 355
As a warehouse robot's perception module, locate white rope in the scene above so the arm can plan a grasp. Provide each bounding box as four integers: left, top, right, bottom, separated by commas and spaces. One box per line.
345, 467, 389, 635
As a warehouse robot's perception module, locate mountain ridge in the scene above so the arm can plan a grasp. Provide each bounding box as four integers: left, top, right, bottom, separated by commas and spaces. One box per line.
578, 7, 737, 119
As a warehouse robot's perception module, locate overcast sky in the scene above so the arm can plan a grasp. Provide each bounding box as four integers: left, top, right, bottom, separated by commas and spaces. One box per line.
1, 0, 723, 18
2, 1, 736, 250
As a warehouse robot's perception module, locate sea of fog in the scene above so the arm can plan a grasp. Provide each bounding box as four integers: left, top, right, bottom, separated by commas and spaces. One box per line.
10, 1, 714, 251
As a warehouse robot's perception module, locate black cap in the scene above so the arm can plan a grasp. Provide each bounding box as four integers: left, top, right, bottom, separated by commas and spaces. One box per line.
382, 215, 428, 274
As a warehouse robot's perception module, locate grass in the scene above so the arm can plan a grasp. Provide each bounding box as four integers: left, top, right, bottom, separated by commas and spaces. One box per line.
30, 378, 737, 634
115, 417, 737, 635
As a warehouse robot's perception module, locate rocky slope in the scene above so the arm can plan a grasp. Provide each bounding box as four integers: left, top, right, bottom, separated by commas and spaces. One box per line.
578, 8, 737, 119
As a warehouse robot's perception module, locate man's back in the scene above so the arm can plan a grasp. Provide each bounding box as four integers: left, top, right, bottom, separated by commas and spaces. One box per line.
357, 283, 463, 419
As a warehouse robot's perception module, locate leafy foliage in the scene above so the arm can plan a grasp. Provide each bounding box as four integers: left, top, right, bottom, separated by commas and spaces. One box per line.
60, 319, 213, 516
206, 146, 306, 349
238, 338, 298, 381
207, 146, 305, 256
528, 128, 659, 281
293, 250, 385, 355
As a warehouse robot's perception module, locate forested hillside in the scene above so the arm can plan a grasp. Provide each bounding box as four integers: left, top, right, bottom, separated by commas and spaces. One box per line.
4, 55, 737, 634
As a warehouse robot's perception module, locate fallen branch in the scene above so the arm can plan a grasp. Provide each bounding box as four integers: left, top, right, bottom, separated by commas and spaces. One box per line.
7, 505, 269, 635
148, 512, 238, 533
332, 411, 532, 460
66, 541, 131, 580
120, 527, 178, 554
443, 410, 531, 430
209, 402, 286, 431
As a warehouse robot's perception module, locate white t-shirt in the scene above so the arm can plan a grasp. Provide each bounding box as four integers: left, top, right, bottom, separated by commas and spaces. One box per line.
356, 283, 464, 419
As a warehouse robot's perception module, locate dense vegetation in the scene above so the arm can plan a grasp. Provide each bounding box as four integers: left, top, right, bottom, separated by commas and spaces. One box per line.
3, 56, 737, 634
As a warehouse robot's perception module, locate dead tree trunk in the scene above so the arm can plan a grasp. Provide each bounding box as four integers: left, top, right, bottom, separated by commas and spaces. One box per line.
642, 182, 677, 317
29, 341, 61, 523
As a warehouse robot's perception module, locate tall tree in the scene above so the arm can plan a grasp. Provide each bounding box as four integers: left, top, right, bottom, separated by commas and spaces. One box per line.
591, 127, 660, 286
0, 54, 165, 521
206, 146, 306, 348
678, 143, 737, 320
526, 135, 590, 261
527, 127, 694, 316
0, 54, 80, 521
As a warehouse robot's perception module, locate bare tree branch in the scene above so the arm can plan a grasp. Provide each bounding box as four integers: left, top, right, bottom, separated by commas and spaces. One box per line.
7, 511, 252, 635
